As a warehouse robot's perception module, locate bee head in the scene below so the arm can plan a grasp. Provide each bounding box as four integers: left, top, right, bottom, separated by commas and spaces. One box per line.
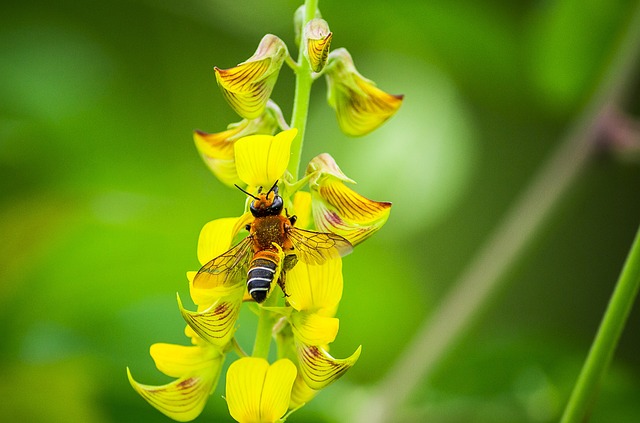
236, 181, 283, 217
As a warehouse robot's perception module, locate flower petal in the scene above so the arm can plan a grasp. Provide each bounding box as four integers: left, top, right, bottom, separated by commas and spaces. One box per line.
297, 344, 361, 390
149, 343, 220, 377
289, 372, 317, 409
292, 191, 313, 230
306, 152, 355, 184
199, 157, 243, 187
307, 154, 391, 246
195, 101, 288, 187
193, 127, 243, 161
197, 214, 252, 266
260, 359, 298, 422
235, 128, 297, 188
226, 358, 268, 423
178, 290, 243, 348
215, 35, 288, 119
286, 258, 343, 313
290, 312, 339, 346
226, 357, 296, 423
128, 344, 223, 422
325, 48, 403, 136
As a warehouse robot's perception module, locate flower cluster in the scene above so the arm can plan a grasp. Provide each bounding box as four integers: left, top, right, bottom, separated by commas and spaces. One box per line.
128, 3, 401, 422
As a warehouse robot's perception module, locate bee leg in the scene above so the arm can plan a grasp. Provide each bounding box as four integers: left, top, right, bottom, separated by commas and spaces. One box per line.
289, 215, 297, 225
283, 254, 298, 271
277, 273, 289, 298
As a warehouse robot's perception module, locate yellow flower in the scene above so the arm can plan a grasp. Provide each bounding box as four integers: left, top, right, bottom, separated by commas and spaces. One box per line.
285, 257, 361, 390
324, 48, 403, 136
306, 153, 392, 246
296, 344, 361, 390
215, 35, 289, 119
303, 18, 332, 72
127, 341, 224, 422
194, 100, 286, 187
235, 128, 297, 188
181, 214, 253, 347
226, 357, 297, 423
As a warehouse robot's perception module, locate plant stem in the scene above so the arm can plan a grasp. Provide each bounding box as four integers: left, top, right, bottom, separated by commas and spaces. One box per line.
252, 294, 278, 358
560, 224, 640, 423
356, 3, 640, 422
287, 0, 318, 180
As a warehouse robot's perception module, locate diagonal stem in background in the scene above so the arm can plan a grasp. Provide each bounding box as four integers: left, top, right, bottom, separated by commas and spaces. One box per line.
560, 224, 640, 423
356, 3, 640, 422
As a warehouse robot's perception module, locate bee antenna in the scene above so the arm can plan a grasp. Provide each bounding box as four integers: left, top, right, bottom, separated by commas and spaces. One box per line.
234, 184, 259, 200
266, 180, 279, 196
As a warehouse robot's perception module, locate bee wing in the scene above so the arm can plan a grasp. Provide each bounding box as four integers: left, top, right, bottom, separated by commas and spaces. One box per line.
287, 227, 353, 265
193, 237, 253, 289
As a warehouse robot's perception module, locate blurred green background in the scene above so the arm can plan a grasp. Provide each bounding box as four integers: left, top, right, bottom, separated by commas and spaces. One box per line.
2, 0, 640, 422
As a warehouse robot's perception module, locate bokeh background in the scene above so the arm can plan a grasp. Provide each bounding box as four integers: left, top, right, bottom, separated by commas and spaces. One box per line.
2, 0, 640, 422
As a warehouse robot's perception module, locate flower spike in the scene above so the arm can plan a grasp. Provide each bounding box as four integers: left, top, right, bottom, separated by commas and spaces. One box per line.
303, 19, 332, 72
324, 48, 403, 136
307, 153, 392, 246
215, 35, 289, 119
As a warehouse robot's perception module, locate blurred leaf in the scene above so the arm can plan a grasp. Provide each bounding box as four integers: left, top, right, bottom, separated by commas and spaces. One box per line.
526, 0, 634, 115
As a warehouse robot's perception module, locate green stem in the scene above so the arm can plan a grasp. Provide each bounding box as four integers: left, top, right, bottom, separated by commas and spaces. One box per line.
560, 225, 640, 423
252, 294, 278, 358
287, 0, 318, 180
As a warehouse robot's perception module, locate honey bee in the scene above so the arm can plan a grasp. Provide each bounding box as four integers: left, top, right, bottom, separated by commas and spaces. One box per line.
193, 182, 352, 303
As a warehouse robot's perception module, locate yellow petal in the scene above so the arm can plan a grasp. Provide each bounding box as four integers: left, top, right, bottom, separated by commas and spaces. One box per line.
149, 343, 220, 377
297, 344, 361, 390
226, 358, 268, 423
307, 154, 392, 246
215, 35, 288, 119
128, 344, 223, 422
128, 368, 217, 422
290, 312, 339, 346
325, 48, 403, 136
178, 290, 243, 348
195, 101, 288, 187
289, 372, 317, 410
197, 213, 253, 266
306, 153, 355, 184
312, 179, 391, 246
194, 127, 243, 160
292, 191, 313, 230
235, 128, 297, 188
260, 359, 298, 422
226, 357, 296, 423
199, 156, 243, 188
286, 258, 343, 313
303, 19, 332, 72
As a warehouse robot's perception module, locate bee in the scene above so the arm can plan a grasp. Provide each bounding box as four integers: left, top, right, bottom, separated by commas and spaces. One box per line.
193, 181, 352, 303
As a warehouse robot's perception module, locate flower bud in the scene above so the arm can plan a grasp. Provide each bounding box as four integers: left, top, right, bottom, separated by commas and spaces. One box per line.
324, 48, 403, 136
303, 19, 332, 72
293, 5, 322, 47
215, 35, 289, 119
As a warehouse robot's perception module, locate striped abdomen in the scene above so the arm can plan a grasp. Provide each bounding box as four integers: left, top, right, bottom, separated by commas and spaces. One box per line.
247, 251, 281, 303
